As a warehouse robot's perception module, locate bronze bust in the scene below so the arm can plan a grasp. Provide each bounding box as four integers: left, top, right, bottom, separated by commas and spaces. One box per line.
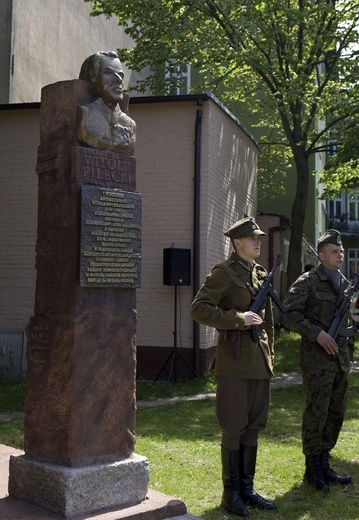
77, 51, 136, 156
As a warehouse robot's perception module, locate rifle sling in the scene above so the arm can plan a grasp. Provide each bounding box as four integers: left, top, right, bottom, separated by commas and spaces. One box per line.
337, 325, 355, 338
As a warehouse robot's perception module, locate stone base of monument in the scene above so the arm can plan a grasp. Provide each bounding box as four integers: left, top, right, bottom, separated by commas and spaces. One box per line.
8, 452, 166, 518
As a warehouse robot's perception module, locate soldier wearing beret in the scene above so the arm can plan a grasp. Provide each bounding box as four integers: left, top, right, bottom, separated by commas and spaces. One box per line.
282, 229, 353, 491
191, 216, 277, 517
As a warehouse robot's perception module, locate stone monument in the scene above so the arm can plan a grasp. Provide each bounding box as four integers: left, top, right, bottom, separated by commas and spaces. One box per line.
8, 51, 150, 518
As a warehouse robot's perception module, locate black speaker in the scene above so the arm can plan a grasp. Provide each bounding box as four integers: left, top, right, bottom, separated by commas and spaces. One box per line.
163, 248, 191, 286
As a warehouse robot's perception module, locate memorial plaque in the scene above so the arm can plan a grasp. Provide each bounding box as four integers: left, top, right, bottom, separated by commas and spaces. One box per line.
80, 186, 141, 287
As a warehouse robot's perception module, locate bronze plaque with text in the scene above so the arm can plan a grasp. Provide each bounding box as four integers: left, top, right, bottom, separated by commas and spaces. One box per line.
80, 186, 141, 287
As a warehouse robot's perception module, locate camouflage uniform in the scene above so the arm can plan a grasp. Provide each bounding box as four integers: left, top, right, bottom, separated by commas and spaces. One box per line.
191, 217, 277, 515
282, 228, 353, 491
282, 263, 352, 456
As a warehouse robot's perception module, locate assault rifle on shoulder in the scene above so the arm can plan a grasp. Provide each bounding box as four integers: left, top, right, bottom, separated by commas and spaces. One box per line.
327, 274, 359, 341
249, 253, 286, 341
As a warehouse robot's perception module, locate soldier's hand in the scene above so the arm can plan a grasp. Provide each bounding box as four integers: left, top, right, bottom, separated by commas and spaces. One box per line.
244, 311, 263, 326
317, 330, 339, 357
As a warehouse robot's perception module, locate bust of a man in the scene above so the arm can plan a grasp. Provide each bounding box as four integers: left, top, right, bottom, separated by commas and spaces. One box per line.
77, 51, 136, 156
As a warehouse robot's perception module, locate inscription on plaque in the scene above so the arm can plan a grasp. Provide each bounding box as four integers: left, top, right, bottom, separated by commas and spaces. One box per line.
80, 186, 141, 287
76, 147, 136, 190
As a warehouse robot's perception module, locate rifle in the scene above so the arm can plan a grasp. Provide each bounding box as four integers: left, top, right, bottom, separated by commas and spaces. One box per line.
249, 253, 286, 341
327, 274, 359, 341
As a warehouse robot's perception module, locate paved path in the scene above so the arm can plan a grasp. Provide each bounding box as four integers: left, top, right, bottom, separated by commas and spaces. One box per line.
137, 362, 358, 409
0, 370, 305, 422
3, 363, 359, 419
136, 370, 304, 408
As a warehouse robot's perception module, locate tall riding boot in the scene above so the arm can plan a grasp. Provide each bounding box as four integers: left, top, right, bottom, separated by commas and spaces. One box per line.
221, 446, 249, 517
304, 454, 329, 491
320, 450, 352, 485
239, 444, 277, 510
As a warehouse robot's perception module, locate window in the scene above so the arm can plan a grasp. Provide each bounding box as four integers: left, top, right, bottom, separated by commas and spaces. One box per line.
348, 249, 359, 281
165, 62, 191, 95
348, 193, 359, 221
328, 198, 342, 220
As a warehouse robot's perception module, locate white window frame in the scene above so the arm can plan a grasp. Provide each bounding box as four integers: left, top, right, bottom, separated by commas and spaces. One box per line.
328, 197, 342, 220
165, 62, 191, 95
348, 249, 359, 281
348, 192, 359, 221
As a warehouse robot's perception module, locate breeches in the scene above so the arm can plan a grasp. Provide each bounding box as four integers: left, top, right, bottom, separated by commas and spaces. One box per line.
215, 376, 270, 450
301, 367, 349, 455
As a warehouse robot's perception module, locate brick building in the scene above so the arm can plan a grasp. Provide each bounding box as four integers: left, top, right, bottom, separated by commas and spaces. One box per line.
0, 92, 258, 380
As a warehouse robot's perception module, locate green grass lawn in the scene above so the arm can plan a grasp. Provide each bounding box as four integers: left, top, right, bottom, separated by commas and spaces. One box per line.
134, 373, 359, 520
1, 329, 359, 519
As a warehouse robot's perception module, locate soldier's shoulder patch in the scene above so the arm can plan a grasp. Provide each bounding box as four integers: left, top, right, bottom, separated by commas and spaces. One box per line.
295, 271, 311, 283
296, 276, 306, 283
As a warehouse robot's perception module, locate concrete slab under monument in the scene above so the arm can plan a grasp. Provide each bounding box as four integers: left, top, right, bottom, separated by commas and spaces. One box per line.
2, 445, 187, 520
9, 453, 149, 517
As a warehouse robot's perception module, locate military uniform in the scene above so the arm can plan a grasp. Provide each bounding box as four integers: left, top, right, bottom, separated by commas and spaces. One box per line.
282, 229, 353, 491
191, 217, 277, 517
191, 252, 274, 379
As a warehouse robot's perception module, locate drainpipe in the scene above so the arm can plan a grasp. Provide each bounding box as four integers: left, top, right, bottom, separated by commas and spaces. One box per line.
193, 102, 203, 376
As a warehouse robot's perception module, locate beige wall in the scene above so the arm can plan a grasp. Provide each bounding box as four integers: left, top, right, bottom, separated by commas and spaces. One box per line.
1, 0, 146, 104
130, 101, 197, 350
130, 98, 258, 354
196, 101, 258, 352
205, 103, 257, 273
0, 108, 39, 329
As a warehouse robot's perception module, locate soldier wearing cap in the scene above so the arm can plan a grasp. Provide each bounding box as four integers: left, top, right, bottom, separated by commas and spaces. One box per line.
282, 229, 353, 492
191, 216, 277, 517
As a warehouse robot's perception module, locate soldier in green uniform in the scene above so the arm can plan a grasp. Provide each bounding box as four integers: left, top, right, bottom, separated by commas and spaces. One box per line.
282, 229, 353, 491
191, 217, 277, 517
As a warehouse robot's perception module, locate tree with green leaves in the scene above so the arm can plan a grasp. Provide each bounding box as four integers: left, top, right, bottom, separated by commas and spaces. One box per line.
85, 0, 359, 285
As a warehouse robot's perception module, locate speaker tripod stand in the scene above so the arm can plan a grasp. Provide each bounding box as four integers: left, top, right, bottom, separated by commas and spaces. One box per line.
155, 284, 197, 382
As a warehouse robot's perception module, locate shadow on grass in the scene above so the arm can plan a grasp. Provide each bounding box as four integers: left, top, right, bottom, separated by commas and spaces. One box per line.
199, 456, 359, 520
137, 373, 359, 520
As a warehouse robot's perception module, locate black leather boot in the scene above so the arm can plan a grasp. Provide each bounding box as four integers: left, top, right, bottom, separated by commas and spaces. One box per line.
239, 444, 277, 510
320, 450, 352, 485
304, 454, 329, 491
221, 446, 249, 517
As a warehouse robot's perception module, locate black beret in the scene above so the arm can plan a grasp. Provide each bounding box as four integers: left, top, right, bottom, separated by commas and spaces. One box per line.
317, 229, 342, 246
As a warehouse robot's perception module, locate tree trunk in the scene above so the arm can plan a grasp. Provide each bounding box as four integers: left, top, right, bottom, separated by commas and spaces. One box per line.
286, 150, 311, 288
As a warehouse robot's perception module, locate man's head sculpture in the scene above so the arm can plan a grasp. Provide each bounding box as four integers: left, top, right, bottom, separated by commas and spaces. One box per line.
79, 51, 128, 112
77, 51, 136, 155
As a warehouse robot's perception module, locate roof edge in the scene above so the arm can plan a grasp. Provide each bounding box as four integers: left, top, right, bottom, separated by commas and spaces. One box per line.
130, 91, 258, 146
0, 102, 40, 110
0, 91, 257, 146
